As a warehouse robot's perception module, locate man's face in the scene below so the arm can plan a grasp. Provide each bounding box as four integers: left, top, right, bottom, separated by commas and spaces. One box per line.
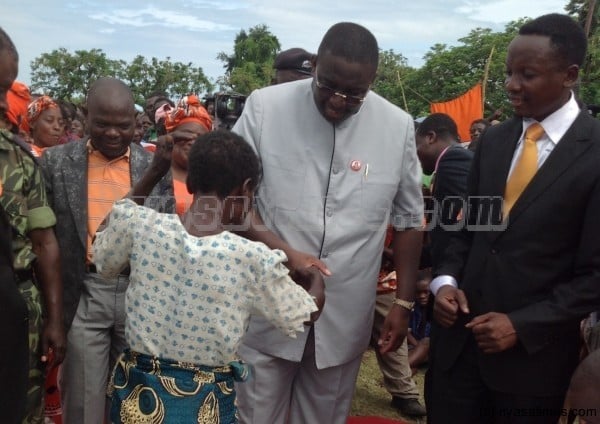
87, 94, 135, 159
0, 52, 18, 124
415, 131, 436, 175
311, 54, 375, 125
469, 122, 487, 142
144, 96, 158, 119
505, 35, 575, 122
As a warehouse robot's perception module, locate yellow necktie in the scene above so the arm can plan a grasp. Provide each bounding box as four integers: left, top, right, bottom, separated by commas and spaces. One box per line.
503, 123, 545, 217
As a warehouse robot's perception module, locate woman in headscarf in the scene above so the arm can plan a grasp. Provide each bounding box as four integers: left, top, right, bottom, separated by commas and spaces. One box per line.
24, 95, 64, 157
163, 94, 212, 215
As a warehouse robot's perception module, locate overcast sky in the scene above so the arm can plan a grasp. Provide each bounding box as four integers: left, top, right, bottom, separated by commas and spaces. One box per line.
2, 0, 569, 89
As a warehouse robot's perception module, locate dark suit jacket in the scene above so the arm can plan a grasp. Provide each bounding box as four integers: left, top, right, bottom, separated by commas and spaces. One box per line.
428, 144, 473, 269
41, 139, 174, 329
432, 112, 600, 396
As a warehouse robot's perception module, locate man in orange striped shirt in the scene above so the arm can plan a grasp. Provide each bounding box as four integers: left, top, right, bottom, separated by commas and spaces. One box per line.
41, 77, 173, 424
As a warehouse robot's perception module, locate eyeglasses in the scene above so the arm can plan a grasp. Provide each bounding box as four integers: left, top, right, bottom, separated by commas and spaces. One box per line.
314, 75, 368, 107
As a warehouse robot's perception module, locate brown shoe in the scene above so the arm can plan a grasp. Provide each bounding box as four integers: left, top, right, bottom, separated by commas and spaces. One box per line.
390, 397, 427, 417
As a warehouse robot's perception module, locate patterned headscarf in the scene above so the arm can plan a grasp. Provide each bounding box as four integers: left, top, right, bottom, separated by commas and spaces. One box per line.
5, 81, 31, 133
164, 95, 212, 133
26, 95, 59, 131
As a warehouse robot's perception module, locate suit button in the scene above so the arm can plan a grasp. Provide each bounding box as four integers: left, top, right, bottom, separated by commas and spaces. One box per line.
491, 248, 498, 254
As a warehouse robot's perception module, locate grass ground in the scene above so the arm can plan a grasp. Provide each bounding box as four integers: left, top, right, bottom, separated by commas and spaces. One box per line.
350, 348, 427, 424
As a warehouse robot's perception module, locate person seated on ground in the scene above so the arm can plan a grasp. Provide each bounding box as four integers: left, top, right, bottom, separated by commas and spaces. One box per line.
408, 269, 432, 374
93, 129, 324, 424
24, 95, 64, 157
564, 349, 600, 424
467, 118, 490, 151
272, 47, 315, 85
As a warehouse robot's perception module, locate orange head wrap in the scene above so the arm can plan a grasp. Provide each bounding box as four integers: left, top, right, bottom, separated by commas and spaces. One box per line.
5, 81, 31, 133
25, 95, 59, 133
164, 94, 212, 133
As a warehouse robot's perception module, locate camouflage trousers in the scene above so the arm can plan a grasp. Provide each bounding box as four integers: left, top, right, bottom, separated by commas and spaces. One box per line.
17, 278, 44, 424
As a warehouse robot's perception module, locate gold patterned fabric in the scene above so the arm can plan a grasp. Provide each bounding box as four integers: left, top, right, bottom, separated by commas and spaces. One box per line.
109, 350, 247, 423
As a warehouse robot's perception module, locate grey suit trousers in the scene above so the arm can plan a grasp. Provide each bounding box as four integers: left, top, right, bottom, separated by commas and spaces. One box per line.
236, 328, 363, 424
61, 272, 129, 424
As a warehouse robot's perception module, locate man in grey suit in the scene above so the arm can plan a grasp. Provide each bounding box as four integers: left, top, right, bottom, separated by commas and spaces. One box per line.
41, 77, 172, 424
233, 22, 424, 424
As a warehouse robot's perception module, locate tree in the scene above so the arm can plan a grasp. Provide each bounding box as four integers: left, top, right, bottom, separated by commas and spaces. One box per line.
217, 24, 281, 94
401, 22, 523, 119
30, 49, 213, 104
566, 0, 600, 106
30, 48, 122, 101
118, 56, 212, 105
371, 49, 416, 111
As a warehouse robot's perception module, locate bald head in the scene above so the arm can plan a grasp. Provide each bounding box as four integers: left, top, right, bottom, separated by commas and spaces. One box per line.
87, 77, 135, 113
86, 77, 136, 159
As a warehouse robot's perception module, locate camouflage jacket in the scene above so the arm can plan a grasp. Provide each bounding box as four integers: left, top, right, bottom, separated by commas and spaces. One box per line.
0, 128, 56, 271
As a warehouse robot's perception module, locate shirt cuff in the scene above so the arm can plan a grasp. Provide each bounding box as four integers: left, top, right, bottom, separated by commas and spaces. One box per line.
430, 275, 458, 296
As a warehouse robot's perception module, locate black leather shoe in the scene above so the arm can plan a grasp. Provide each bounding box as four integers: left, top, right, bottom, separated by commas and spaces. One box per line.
390, 397, 427, 417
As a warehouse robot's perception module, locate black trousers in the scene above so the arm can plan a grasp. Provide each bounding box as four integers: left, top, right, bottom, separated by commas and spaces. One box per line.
425, 335, 566, 424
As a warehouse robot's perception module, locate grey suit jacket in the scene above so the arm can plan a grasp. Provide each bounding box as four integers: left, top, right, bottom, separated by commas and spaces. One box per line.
41, 139, 174, 329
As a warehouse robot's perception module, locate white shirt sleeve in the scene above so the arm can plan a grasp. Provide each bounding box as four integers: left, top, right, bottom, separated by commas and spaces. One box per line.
430, 274, 458, 296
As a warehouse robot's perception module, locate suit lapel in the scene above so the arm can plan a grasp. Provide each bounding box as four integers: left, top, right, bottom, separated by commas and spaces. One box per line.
504, 112, 594, 227
64, 141, 89, 249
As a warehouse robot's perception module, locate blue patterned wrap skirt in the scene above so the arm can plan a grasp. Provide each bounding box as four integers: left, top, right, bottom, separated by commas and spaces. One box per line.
109, 349, 250, 424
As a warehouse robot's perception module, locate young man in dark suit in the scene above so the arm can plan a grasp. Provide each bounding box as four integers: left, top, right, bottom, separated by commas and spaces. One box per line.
415, 112, 473, 269
426, 14, 600, 423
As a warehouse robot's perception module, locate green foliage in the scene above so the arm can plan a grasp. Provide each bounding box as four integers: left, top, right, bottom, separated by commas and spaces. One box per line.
217, 24, 281, 94
30, 48, 121, 101
371, 49, 416, 111
118, 56, 212, 104
567, 0, 600, 107
30, 49, 213, 104
401, 23, 524, 120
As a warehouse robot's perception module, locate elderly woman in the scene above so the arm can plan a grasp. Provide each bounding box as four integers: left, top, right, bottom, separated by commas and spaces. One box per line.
163, 94, 212, 215
25, 95, 64, 157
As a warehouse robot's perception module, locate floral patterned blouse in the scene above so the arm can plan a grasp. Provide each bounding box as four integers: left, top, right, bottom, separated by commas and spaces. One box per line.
93, 199, 317, 366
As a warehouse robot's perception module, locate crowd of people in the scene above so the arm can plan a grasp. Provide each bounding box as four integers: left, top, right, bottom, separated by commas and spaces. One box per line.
1, 12, 600, 424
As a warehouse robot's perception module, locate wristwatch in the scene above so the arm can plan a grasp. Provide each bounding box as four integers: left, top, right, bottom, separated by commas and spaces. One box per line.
392, 298, 415, 311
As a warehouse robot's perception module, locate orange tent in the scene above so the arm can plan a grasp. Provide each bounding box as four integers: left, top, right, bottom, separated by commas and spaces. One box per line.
430, 83, 483, 142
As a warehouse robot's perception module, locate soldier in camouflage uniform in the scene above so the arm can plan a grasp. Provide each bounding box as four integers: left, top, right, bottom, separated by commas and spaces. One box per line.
1, 27, 66, 424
